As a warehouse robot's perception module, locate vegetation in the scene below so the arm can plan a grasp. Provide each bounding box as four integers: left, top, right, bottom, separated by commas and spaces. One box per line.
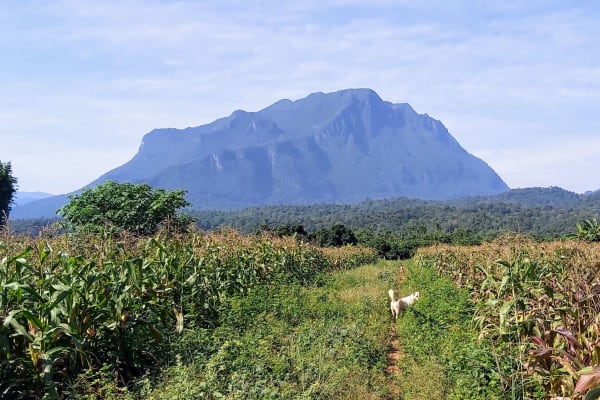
140, 261, 393, 400
11, 186, 600, 241
58, 181, 191, 234
190, 189, 600, 240
6, 176, 600, 399
415, 235, 600, 399
0, 161, 18, 227
395, 261, 506, 399
0, 228, 377, 399
570, 218, 600, 241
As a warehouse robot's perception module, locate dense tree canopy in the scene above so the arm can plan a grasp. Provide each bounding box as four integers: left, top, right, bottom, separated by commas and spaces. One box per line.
59, 180, 191, 234
0, 161, 18, 226
315, 224, 358, 247
191, 194, 600, 240
11, 185, 600, 253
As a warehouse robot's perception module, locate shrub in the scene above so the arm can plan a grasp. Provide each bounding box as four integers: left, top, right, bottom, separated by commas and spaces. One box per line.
58, 181, 191, 234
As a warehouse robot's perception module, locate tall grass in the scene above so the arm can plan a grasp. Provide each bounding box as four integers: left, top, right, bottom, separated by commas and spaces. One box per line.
142, 276, 391, 399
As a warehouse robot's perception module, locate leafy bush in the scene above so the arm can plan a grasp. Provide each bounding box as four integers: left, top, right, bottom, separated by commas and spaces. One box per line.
569, 218, 600, 241
58, 181, 191, 234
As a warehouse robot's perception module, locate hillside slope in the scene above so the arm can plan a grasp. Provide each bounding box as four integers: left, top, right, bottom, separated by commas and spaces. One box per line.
12, 88, 510, 217
92, 88, 509, 208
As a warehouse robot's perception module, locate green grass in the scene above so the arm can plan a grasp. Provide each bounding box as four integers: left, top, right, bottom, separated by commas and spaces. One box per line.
139, 261, 402, 399
61, 255, 510, 399
395, 261, 507, 399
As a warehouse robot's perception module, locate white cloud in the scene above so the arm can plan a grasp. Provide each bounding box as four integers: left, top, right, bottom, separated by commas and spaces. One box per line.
1, 1, 599, 195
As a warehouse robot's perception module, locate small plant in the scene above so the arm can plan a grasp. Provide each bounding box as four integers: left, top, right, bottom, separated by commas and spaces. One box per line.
569, 219, 600, 242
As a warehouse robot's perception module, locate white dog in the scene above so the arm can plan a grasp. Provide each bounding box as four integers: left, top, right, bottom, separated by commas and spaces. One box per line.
388, 289, 420, 322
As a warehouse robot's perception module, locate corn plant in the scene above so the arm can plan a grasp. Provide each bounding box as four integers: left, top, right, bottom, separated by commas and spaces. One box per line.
415, 236, 600, 398
569, 219, 600, 242
1, 228, 374, 399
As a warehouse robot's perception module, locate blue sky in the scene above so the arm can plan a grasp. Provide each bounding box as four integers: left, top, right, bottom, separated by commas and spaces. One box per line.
2, 0, 600, 194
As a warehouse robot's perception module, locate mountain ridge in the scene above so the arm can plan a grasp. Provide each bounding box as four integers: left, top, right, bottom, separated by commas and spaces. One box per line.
12, 88, 510, 217
12, 191, 55, 207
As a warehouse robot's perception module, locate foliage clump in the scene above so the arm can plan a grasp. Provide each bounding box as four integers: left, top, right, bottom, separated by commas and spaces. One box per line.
0, 160, 17, 227
570, 218, 600, 241
58, 180, 191, 234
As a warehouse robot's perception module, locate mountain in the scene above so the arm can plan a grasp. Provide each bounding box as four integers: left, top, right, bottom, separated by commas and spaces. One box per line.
12, 88, 509, 218
91, 88, 508, 206
11, 194, 68, 219
12, 191, 55, 207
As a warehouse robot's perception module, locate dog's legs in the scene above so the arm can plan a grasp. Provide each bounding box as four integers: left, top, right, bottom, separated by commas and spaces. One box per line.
390, 302, 398, 322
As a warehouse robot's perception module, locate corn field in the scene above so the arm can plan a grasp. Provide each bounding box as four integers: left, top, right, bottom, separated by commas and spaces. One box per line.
415, 234, 600, 399
0, 228, 376, 399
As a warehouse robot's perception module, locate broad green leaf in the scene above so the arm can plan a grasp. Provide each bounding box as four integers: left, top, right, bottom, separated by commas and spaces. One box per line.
586, 387, 600, 400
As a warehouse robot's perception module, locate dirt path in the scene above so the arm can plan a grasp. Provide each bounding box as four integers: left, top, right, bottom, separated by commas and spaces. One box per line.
386, 325, 400, 375
385, 263, 404, 399
385, 324, 402, 399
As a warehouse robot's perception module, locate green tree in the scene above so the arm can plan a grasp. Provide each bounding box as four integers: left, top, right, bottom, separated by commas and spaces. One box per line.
0, 160, 18, 226
271, 224, 308, 239
58, 180, 192, 234
315, 224, 357, 247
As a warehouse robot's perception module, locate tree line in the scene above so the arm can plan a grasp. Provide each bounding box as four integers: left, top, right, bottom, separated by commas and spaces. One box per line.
190, 195, 600, 238
5, 177, 600, 259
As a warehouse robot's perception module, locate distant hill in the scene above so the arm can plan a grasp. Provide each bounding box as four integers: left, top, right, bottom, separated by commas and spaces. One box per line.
190, 187, 600, 238
448, 186, 584, 207
12, 191, 55, 207
12, 88, 510, 218
11, 194, 68, 219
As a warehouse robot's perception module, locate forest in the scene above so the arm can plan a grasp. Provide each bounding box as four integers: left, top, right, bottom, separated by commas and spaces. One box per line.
8, 187, 600, 263
10, 187, 600, 242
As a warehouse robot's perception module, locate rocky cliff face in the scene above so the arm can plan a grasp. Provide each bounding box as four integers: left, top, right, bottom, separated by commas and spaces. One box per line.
12, 88, 510, 217
92, 88, 508, 208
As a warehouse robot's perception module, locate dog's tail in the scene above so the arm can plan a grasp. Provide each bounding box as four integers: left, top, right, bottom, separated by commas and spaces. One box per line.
388, 289, 396, 301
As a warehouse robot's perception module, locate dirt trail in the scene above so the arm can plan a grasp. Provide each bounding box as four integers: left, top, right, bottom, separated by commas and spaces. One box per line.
386, 326, 401, 375
385, 263, 405, 398
385, 326, 402, 400
385, 324, 402, 399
